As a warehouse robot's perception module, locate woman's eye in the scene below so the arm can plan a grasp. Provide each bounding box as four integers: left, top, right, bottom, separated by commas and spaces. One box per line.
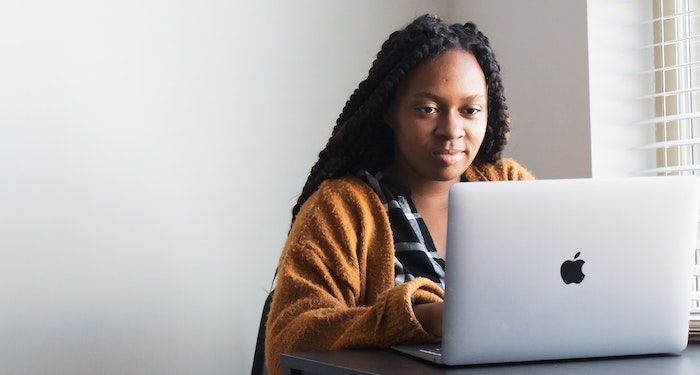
417, 107, 438, 114
463, 108, 481, 115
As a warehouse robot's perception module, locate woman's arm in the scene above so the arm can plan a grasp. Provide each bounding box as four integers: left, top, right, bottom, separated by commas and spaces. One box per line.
264, 179, 443, 375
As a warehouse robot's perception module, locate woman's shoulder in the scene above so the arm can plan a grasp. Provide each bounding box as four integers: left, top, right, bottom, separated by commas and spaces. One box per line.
313, 175, 379, 204
295, 175, 384, 224
465, 158, 535, 181
318, 175, 373, 193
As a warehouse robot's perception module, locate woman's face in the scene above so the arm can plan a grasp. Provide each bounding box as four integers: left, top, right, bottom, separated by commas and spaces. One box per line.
384, 49, 488, 184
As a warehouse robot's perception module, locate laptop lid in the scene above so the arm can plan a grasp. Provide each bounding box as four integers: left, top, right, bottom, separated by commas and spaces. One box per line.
442, 176, 700, 366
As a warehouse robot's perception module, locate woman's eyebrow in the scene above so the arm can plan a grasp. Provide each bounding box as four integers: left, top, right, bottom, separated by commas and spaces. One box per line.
412, 91, 486, 101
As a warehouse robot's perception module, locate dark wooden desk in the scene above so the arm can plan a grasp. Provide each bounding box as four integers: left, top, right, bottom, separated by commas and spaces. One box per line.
281, 342, 700, 374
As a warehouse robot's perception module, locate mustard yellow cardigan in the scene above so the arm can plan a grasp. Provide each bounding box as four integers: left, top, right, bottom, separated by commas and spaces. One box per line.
265, 158, 534, 374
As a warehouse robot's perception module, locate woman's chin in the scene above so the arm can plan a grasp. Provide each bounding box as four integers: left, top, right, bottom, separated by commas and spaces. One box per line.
429, 165, 469, 182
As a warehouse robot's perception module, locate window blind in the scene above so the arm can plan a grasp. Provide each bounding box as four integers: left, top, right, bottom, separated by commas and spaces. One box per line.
642, 0, 700, 314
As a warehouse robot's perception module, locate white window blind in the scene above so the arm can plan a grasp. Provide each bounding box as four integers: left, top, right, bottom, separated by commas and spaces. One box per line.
643, 0, 700, 314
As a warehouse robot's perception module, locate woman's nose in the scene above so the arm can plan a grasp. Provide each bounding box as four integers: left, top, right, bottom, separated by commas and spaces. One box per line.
435, 109, 466, 140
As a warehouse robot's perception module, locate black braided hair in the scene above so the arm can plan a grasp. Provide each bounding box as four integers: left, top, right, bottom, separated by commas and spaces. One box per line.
291, 14, 510, 223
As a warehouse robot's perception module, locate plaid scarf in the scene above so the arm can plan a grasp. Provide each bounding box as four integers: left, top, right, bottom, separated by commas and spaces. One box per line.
356, 170, 448, 289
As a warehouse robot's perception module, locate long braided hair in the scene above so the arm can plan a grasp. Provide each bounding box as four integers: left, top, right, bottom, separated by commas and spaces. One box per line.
291, 14, 510, 223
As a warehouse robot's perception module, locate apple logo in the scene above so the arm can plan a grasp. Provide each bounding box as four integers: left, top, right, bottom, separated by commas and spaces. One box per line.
560, 252, 585, 284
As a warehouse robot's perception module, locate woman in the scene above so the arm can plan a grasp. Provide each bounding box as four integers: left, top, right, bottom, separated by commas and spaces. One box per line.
264, 14, 533, 375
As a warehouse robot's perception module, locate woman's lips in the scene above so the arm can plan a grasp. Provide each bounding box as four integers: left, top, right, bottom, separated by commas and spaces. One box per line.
433, 149, 465, 165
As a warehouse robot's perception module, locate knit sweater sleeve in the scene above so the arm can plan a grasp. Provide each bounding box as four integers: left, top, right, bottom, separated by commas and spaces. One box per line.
264, 178, 443, 375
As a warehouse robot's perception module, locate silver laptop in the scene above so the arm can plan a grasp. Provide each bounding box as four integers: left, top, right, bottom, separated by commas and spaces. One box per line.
393, 176, 700, 365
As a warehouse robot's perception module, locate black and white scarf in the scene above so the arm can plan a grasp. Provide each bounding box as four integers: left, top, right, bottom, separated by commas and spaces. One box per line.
357, 170, 449, 289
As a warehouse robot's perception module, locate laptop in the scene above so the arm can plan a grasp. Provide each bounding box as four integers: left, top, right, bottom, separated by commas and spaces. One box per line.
393, 176, 700, 365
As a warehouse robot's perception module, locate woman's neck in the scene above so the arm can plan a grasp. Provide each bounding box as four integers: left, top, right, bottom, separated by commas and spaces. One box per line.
383, 165, 460, 204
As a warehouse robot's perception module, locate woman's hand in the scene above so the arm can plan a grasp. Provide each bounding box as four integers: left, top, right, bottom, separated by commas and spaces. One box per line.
412, 302, 443, 337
